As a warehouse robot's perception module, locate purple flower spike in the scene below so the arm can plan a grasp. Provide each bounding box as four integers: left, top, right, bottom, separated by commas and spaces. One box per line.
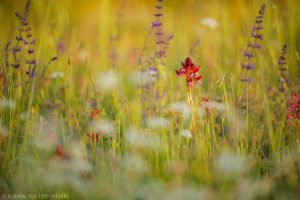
4, 0, 53, 82
278, 44, 288, 93
240, 3, 266, 87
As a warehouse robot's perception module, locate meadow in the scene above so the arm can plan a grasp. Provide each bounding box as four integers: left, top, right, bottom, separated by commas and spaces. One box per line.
0, 0, 300, 199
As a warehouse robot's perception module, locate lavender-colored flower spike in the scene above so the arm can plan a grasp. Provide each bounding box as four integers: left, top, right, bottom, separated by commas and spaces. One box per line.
278, 44, 288, 93
15, 0, 38, 80
150, 0, 173, 64
4, 0, 57, 83
250, 4, 265, 42
152, 0, 164, 59
240, 3, 266, 84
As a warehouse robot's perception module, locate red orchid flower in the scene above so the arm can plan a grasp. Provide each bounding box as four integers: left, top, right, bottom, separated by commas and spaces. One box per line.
287, 93, 300, 120
175, 57, 202, 87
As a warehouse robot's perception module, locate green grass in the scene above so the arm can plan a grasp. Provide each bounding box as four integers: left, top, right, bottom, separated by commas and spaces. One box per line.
0, 0, 300, 199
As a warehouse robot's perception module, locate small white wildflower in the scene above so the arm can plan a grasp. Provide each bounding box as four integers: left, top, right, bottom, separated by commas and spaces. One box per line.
51, 71, 65, 79
126, 128, 160, 150
180, 129, 192, 138
147, 117, 170, 129
169, 102, 191, 120
127, 70, 151, 86
32, 118, 58, 150
67, 142, 91, 172
201, 17, 219, 29
96, 70, 119, 92
90, 119, 115, 136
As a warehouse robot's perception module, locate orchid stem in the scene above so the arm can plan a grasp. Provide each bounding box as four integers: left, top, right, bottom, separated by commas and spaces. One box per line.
188, 87, 196, 138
